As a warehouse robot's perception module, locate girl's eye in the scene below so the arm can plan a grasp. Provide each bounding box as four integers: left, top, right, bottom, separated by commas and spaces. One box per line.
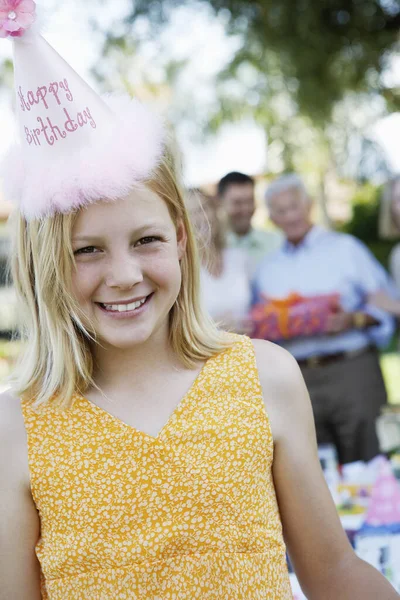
74, 246, 100, 255
135, 236, 160, 246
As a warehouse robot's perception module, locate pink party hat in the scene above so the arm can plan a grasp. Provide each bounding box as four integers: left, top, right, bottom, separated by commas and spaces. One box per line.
0, 1, 165, 220
365, 458, 400, 527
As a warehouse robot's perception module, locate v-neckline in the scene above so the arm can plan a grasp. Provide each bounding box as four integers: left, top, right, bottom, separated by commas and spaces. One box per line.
75, 355, 213, 442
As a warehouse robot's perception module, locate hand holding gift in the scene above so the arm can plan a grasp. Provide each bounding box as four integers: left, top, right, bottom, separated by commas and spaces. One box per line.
325, 309, 354, 334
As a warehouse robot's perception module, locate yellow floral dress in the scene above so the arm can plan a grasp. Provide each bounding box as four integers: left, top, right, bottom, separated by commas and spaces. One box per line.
22, 335, 292, 599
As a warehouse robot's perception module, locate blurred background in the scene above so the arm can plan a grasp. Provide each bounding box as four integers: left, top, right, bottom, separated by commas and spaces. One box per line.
0, 1, 399, 594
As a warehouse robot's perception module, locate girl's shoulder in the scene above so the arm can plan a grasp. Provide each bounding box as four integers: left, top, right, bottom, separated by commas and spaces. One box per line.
250, 339, 309, 442
216, 335, 299, 386
0, 389, 28, 448
0, 389, 25, 440
0, 389, 31, 490
251, 338, 301, 389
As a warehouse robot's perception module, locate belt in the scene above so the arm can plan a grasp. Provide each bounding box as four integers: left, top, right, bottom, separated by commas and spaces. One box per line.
297, 345, 373, 369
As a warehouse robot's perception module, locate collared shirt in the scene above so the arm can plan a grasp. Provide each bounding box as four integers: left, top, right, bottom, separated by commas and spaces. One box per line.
252, 226, 395, 359
227, 227, 283, 276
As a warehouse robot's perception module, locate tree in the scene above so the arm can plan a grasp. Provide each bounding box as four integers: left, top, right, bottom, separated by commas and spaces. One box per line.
119, 0, 400, 123
94, 0, 398, 223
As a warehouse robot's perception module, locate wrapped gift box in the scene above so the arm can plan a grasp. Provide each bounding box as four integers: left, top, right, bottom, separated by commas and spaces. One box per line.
251, 292, 340, 341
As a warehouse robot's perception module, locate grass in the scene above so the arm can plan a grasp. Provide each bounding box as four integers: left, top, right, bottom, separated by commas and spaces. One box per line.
380, 352, 400, 406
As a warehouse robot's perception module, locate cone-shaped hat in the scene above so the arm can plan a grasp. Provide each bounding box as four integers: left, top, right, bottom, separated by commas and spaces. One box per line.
1, 1, 165, 220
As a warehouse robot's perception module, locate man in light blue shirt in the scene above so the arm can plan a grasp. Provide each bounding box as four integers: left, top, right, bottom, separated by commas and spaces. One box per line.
218, 172, 282, 275
253, 174, 395, 464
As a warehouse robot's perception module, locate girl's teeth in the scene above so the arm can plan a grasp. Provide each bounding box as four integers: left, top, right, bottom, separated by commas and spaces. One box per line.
103, 298, 146, 312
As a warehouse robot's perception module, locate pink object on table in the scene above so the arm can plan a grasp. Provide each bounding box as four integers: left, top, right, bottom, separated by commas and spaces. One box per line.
365, 459, 400, 526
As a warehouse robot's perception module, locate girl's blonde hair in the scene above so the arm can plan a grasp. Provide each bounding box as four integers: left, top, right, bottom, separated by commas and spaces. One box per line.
10, 146, 231, 409
379, 175, 400, 240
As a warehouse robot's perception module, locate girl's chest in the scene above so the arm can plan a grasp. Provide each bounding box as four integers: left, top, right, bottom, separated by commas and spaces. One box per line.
84, 367, 206, 438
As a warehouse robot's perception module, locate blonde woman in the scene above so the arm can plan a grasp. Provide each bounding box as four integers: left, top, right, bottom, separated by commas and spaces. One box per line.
1, 10, 399, 600
188, 189, 252, 334
371, 175, 400, 314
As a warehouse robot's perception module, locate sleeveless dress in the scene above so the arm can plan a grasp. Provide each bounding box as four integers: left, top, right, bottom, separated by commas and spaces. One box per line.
22, 335, 292, 599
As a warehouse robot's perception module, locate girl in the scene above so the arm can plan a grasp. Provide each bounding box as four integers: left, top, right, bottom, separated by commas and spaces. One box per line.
0, 9, 399, 600
2, 153, 400, 600
187, 188, 252, 334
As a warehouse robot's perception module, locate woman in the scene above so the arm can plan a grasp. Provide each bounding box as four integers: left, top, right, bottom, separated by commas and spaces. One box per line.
0, 8, 399, 599
371, 175, 400, 314
379, 176, 400, 290
187, 189, 252, 334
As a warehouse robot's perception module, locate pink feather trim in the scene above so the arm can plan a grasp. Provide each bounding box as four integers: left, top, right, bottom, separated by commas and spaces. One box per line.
2, 94, 166, 220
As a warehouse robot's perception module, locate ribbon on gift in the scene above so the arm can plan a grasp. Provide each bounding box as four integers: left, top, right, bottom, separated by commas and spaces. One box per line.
254, 292, 304, 338
251, 292, 340, 340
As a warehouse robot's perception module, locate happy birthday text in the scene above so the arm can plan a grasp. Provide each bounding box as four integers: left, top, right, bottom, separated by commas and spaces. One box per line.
18, 78, 74, 111
18, 78, 97, 147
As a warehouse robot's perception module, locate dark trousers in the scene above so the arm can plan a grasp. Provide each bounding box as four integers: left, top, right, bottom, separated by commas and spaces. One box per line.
300, 347, 387, 465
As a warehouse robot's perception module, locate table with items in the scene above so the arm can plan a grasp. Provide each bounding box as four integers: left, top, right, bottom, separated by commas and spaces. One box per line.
289, 449, 400, 598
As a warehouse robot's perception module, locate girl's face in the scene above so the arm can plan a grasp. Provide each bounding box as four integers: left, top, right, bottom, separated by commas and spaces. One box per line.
71, 187, 187, 350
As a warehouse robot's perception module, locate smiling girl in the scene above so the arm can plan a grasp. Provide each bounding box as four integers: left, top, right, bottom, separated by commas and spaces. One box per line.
1, 7, 399, 600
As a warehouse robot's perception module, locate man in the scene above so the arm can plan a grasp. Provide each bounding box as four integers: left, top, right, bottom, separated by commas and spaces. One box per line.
252, 173, 395, 465
218, 172, 282, 274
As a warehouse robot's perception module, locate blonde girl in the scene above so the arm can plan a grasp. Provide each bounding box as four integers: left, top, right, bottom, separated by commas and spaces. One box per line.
1, 144, 399, 599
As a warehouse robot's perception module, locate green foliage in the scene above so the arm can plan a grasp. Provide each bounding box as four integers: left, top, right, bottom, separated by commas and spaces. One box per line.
340, 183, 400, 268
101, 0, 398, 176
341, 184, 381, 239
367, 240, 397, 270
126, 0, 400, 124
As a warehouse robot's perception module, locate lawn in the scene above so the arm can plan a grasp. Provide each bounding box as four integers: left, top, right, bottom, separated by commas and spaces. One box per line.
380, 352, 400, 406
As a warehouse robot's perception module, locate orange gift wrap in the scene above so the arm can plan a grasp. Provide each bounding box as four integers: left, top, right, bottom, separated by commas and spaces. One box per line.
251, 292, 341, 341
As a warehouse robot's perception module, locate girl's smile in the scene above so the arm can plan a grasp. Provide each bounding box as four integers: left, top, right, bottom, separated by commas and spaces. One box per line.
95, 293, 153, 319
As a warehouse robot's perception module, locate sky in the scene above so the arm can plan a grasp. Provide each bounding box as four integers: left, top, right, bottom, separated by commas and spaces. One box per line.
0, 0, 398, 189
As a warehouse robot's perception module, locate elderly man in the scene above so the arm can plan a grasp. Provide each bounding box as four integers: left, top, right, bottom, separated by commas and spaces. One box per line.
218, 171, 282, 274
252, 173, 395, 464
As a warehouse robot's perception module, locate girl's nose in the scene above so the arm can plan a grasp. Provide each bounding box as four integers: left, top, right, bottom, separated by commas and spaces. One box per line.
105, 255, 144, 290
